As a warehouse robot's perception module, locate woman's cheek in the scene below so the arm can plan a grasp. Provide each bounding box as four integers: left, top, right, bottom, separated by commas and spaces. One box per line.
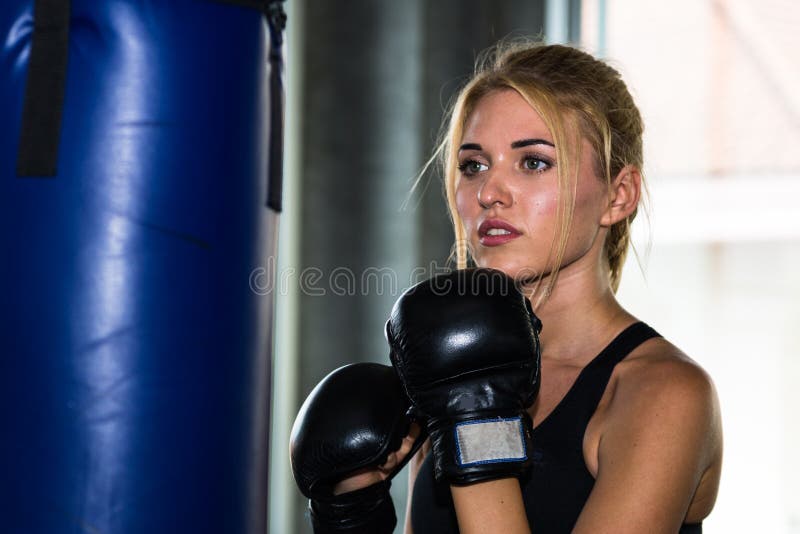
454, 187, 478, 232
525, 192, 558, 220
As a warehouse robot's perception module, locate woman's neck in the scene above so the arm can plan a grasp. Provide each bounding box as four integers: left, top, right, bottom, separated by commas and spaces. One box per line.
528, 259, 635, 365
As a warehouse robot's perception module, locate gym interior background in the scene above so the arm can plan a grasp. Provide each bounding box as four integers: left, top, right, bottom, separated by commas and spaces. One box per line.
271, 0, 800, 532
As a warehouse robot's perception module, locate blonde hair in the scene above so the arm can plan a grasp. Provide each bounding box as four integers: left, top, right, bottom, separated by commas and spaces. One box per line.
431, 41, 644, 303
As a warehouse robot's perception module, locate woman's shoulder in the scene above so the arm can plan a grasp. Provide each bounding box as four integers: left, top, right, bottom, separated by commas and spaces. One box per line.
586, 325, 723, 522
601, 329, 722, 460
615, 332, 717, 403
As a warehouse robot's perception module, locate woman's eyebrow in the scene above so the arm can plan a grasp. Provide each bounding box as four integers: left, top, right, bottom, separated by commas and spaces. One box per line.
459, 143, 482, 151
510, 138, 555, 149
458, 139, 555, 152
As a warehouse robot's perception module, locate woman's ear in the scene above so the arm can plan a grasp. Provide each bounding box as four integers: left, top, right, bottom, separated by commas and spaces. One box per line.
600, 165, 641, 227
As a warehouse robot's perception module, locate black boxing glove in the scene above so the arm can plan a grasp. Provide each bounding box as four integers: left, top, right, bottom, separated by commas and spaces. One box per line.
290, 363, 423, 533
386, 268, 542, 485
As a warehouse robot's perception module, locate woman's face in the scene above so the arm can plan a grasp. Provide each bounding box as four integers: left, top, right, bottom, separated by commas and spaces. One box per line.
454, 89, 609, 282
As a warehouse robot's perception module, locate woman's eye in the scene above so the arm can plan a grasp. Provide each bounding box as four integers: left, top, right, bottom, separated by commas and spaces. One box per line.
522, 156, 550, 172
457, 160, 488, 176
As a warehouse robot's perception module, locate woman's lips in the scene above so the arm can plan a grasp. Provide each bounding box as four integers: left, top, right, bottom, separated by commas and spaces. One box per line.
478, 219, 522, 246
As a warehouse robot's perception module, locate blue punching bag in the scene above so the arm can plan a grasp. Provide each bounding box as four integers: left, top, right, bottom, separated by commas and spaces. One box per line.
0, 1, 285, 532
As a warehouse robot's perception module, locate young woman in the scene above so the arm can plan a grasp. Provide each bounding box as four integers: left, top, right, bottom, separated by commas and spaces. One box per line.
401, 41, 723, 534
292, 41, 722, 534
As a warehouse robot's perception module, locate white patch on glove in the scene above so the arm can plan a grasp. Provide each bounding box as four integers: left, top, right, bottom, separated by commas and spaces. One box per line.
454, 416, 527, 466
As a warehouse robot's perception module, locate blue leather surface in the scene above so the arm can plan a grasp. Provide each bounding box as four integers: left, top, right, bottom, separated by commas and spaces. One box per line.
0, 1, 279, 532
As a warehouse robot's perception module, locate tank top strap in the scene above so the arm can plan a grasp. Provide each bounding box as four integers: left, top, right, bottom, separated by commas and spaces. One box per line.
570, 321, 661, 411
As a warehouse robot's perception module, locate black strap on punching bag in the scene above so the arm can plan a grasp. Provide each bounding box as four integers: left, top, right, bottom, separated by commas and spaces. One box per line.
265, 0, 286, 212
16, 0, 70, 178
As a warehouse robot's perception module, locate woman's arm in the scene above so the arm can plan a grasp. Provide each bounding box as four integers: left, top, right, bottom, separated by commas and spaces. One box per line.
573, 353, 723, 533
403, 438, 430, 534
450, 479, 531, 534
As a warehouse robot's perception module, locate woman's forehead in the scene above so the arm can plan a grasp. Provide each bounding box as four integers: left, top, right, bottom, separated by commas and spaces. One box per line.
461, 90, 553, 144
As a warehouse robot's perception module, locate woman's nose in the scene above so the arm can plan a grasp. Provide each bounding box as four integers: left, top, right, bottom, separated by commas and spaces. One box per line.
477, 171, 512, 208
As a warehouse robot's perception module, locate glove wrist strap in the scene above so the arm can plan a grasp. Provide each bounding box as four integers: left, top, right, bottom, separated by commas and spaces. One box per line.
429, 411, 534, 485
310, 480, 396, 534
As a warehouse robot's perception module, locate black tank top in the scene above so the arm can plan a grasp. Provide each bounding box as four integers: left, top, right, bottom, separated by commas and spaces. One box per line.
411, 322, 702, 533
